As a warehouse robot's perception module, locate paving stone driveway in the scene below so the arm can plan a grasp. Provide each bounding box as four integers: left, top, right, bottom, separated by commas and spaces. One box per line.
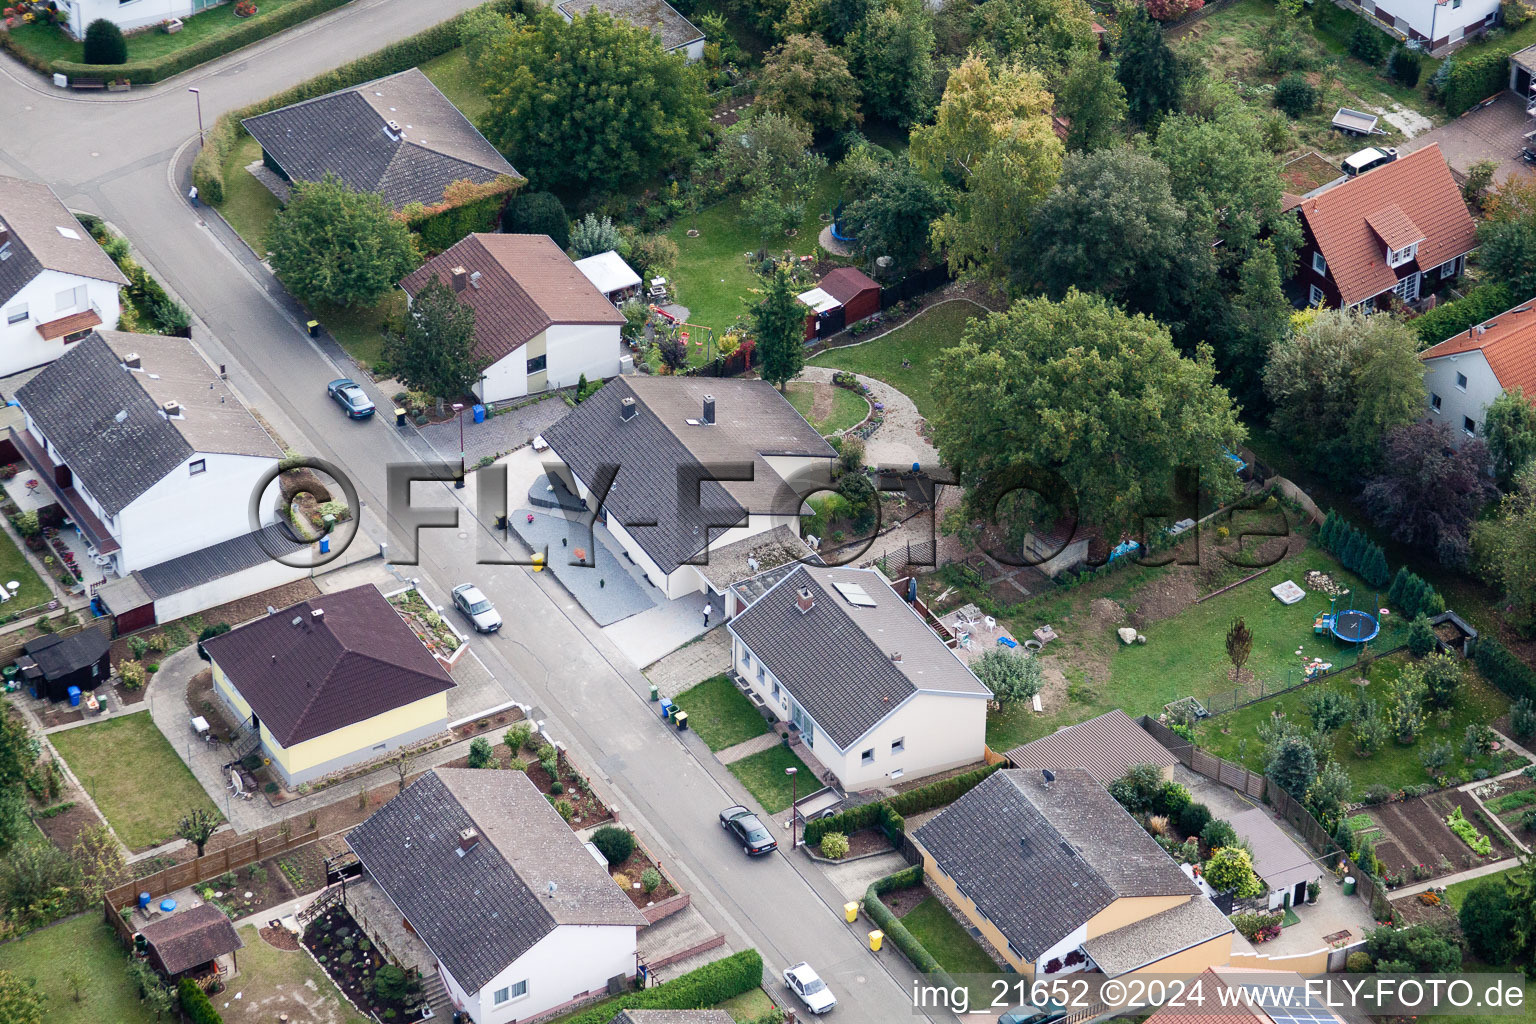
1402, 92, 1535, 184
416, 394, 568, 466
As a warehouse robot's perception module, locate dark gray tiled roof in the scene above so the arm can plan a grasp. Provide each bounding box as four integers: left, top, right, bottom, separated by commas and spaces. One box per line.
541, 378, 834, 574
135, 525, 309, 599
728, 565, 988, 749
348, 769, 644, 993
0, 223, 44, 309
912, 769, 1197, 962
0, 175, 127, 305
242, 68, 518, 211
23, 627, 110, 679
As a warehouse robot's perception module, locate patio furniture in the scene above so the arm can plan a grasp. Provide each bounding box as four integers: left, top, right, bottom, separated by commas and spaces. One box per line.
983, 615, 996, 632
24, 479, 37, 495
191, 715, 210, 739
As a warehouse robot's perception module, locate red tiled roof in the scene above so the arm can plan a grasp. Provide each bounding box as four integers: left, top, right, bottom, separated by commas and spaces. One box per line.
35, 308, 101, 340
1364, 204, 1423, 251
1297, 145, 1475, 307
819, 266, 878, 304
399, 234, 623, 365
1421, 298, 1536, 396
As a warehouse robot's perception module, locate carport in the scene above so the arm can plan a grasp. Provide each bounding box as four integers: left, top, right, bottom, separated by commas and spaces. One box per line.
1230, 806, 1320, 910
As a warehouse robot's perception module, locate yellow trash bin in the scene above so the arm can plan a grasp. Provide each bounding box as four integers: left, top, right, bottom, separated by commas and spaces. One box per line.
532, 552, 545, 572
844, 902, 859, 923
869, 930, 884, 952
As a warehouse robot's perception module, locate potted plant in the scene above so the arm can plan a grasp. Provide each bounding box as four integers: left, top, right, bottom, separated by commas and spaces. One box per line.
163, 16, 182, 32
1307, 880, 1320, 904
234, 0, 257, 15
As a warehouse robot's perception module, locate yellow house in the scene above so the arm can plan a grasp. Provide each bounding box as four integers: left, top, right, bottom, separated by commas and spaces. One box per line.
203, 584, 455, 786
910, 767, 1233, 979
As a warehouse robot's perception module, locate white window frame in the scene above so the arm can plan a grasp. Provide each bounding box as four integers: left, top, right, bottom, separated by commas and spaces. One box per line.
189, 459, 207, 475
1430, 393, 1442, 412
54, 284, 86, 313
891, 736, 905, 754
494, 987, 510, 1005
1387, 242, 1419, 269
1455, 372, 1468, 392
1440, 259, 1458, 279
1312, 252, 1327, 276
1308, 284, 1326, 306
1393, 272, 1420, 303
861, 748, 874, 765
5, 304, 26, 325
1463, 416, 1477, 437
510, 980, 527, 999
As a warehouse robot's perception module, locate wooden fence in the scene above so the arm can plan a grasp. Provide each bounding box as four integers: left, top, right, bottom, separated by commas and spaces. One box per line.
104, 825, 320, 912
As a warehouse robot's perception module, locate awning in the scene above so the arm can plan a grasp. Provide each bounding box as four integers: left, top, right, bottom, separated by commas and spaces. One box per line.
35, 309, 103, 341
8, 427, 120, 554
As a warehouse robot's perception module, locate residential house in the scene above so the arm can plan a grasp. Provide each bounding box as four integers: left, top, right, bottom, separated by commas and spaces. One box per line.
574, 250, 643, 305
541, 377, 837, 601
12, 330, 283, 578
1339, 0, 1497, 53
137, 903, 243, 983
1419, 297, 1536, 444
201, 585, 456, 786
1004, 709, 1179, 785
399, 234, 626, 403
728, 564, 992, 791
347, 768, 648, 1024
58, 0, 247, 37
796, 266, 881, 340
0, 175, 126, 376
1147, 967, 1349, 1024
1294, 144, 1475, 311
556, 0, 706, 61
1228, 808, 1321, 911
242, 68, 519, 211
911, 768, 1233, 978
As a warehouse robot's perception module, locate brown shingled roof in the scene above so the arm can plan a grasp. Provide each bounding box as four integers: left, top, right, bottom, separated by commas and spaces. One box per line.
1421, 297, 1536, 397
399, 234, 624, 365
201, 584, 454, 747
819, 266, 878, 304
1297, 144, 1475, 307
1005, 709, 1178, 784
139, 903, 243, 976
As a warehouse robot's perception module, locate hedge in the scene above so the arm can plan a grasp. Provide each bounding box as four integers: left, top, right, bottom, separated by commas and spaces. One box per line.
1443, 48, 1515, 117
178, 978, 223, 1024
1411, 283, 1514, 347
803, 763, 1001, 847
865, 866, 948, 975
1472, 635, 1536, 703
555, 949, 763, 1024
47, 0, 354, 87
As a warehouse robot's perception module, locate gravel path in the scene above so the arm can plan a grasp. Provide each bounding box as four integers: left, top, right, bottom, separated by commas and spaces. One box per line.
795, 365, 937, 469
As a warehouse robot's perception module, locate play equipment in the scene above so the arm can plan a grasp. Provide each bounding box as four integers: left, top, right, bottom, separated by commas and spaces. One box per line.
649, 303, 678, 324
1313, 594, 1380, 645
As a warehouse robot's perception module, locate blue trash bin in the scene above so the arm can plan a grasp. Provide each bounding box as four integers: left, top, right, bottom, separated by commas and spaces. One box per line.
138, 891, 152, 911
659, 698, 675, 720
67, 685, 81, 707
473, 403, 486, 424
319, 537, 331, 554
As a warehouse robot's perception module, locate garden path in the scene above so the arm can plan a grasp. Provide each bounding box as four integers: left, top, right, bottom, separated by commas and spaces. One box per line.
716, 731, 782, 765
796, 365, 935, 469
1389, 856, 1520, 899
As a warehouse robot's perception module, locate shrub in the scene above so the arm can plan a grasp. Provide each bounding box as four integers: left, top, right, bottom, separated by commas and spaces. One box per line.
1153, 780, 1192, 818
467, 737, 495, 769
1408, 614, 1437, 658
820, 832, 851, 859
119, 660, 147, 690
1387, 45, 1421, 87
1274, 74, 1317, 117
557, 950, 764, 1024
1511, 698, 1536, 740
1443, 47, 1512, 116
1363, 783, 1394, 804
804, 763, 1000, 848
1108, 764, 1165, 813
591, 825, 635, 865
83, 19, 128, 65
865, 867, 944, 975
552, 798, 574, 821
505, 722, 533, 751
1473, 636, 1536, 703
1179, 801, 1213, 837
549, 780, 564, 795
502, 191, 570, 249
1201, 818, 1239, 851
374, 965, 410, 1003
178, 977, 223, 1024
196, 622, 231, 660
1348, 20, 1389, 65
641, 867, 662, 893
1346, 951, 1374, 973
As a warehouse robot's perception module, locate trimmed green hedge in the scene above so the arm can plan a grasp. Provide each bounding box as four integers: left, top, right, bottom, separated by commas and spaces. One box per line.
864, 864, 971, 986
1442, 48, 1515, 117
557, 949, 763, 1024
1472, 635, 1536, 703
803, 763, 1001, 847
178, 978, 223, 1024
1410, 283, 1514, 347
48, 0, 354, 87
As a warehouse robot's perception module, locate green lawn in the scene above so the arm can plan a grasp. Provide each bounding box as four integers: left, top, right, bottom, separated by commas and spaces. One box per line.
1196, 653, 1513, 798
671, 674, 770, 752
0, 913, 155, 1024
217, 134, 282, 255
0, 525, 51, 611
420, 47, 490, 124
663, 169, 839, 345
6, 0, 333, 65
233, 924, 370, 1023
899, 896, 999, 975
51, 715, 220, 850
809, 299, 989, 421
784, 380, 869, 435
716, 988, 778, 1022
727, 745, 814, 813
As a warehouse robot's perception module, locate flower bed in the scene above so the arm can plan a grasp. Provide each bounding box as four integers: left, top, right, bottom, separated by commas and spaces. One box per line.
387, 587, 464, 661
303, 905, 427, 1019
607, 841, 678, 910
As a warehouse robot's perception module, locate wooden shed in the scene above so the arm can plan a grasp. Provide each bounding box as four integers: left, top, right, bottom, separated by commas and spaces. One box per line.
798, 266, 881, 340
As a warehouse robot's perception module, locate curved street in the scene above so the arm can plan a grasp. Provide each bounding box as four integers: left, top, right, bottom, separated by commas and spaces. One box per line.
0, 8, 952, 1023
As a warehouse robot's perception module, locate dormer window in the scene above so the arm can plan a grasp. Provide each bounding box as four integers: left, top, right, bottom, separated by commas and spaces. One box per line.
1387, 242, 1418, 268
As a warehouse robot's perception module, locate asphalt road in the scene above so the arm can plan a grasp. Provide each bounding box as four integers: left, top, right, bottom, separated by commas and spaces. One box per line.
0, 8, 955, 1022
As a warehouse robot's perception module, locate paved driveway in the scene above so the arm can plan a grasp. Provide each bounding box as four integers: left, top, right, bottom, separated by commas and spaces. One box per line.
1401, 92, 1535, 183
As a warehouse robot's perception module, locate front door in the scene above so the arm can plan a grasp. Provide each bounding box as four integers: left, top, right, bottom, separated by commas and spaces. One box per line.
790, 700, 815, 747
1394, 272, 1420, 304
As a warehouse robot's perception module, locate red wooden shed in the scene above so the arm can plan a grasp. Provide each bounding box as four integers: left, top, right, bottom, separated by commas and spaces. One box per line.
797, 266, 881, 340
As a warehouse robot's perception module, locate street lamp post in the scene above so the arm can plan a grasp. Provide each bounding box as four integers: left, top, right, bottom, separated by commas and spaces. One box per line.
785, 766, 798, 850
453, 403, 466, 487
187, 87, 204, 147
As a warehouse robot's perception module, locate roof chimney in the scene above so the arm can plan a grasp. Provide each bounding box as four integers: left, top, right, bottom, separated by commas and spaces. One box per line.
620, 397, 637, 422
457, 828, 480, 856
451, 266, 468, 292
702, 394, 715, 425
161, 400, 182, 418
124, 353, 142, 370
312, 608, 325, 619
796, 587, 814, 614
890, 652, 902, 663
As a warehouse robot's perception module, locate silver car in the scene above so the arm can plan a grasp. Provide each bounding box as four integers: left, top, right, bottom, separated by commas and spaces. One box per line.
451, 583, 502, 633
784, 962, 836, 1014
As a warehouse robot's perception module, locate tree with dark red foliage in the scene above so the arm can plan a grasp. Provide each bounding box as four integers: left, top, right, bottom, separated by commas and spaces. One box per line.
1362, 420, 1497, 567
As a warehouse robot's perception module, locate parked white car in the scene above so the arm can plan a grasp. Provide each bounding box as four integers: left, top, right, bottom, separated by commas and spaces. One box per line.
784, 962, 836, 1014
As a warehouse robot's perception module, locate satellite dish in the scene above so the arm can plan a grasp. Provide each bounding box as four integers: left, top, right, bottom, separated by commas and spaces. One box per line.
1042, 769, 1055, 786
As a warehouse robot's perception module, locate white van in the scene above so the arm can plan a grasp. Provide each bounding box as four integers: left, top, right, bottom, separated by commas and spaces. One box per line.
1343, 147, 1399, 177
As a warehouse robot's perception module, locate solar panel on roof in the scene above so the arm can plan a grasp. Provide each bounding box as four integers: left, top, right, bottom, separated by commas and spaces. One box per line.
831, 581, 877, 607
1242, 985, 1338, 1024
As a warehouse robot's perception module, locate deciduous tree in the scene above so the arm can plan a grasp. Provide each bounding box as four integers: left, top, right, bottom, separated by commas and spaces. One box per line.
1205, 846, 1263, 897
840, 158, 950, 273
701, 114, 827, 242
758, 34, 863, 132
845, 0, 936, 126
1267, 735, 1318, 798
177, 808, 219, 858
1226, 618, 1253, 681
501, 191, 570, 249
1472, 466, 1536, 635
1483, 388, 1536, 488
966, 0, 1099, 80
268, 174, 420, 309
0, 972, 43, 1024
1362, 421, 1496, 568
1116, 5, 1183, 126
1056, 47, 1127, 154
971, 648, 1044, 704
385, 277, 485, 412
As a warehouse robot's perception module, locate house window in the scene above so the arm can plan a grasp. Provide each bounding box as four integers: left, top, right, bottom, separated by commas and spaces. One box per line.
1007, 941, 1024, 959
756, 664, 765, 683
54, 284, 86, 312
1456, 372, 1468, 391
527, 354, 547, 374
861, 749, 874, 765
1308, 284, 1326, 306
1387, 243, 1419, 269
1430, 393, 1442, 412
494, 987, 510, 1005
1464, 416, 1477, 436
891, 737, 905, 754
494, 981, 527, 1004
189, 459, 206, 476
1441, 260, 1458, 279
1359, 296, 1376, 313
1312, 252, 1327, 276
5, 304, 25, 325
772, 681, 781, 701
1453, 0, 1461, 7
742, 649, 751, 669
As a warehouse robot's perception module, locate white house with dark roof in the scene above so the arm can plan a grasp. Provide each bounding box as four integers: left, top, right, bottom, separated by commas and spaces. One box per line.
347, 768, 647, 1024
0, 175, 127, 377
911, 768, 1233, 979
728, 563, 991, 791
541, 378, 835, 601
12, 330, 282, 578
556, 0, 706, 60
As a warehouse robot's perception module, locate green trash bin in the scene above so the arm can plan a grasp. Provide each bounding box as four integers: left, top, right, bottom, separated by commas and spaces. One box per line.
1342, 875, 1357, 896
649, 684, 659, 702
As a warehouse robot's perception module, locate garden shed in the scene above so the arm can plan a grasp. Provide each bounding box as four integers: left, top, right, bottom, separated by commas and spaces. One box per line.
797, 267, 880, 340
17, 626, 111, 703
138, 903, 243, 982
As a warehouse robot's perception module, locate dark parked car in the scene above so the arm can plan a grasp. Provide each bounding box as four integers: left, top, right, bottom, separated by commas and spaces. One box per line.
327, 378, 375, 419
719, 805, 777, 856
451, 583, 502, 633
